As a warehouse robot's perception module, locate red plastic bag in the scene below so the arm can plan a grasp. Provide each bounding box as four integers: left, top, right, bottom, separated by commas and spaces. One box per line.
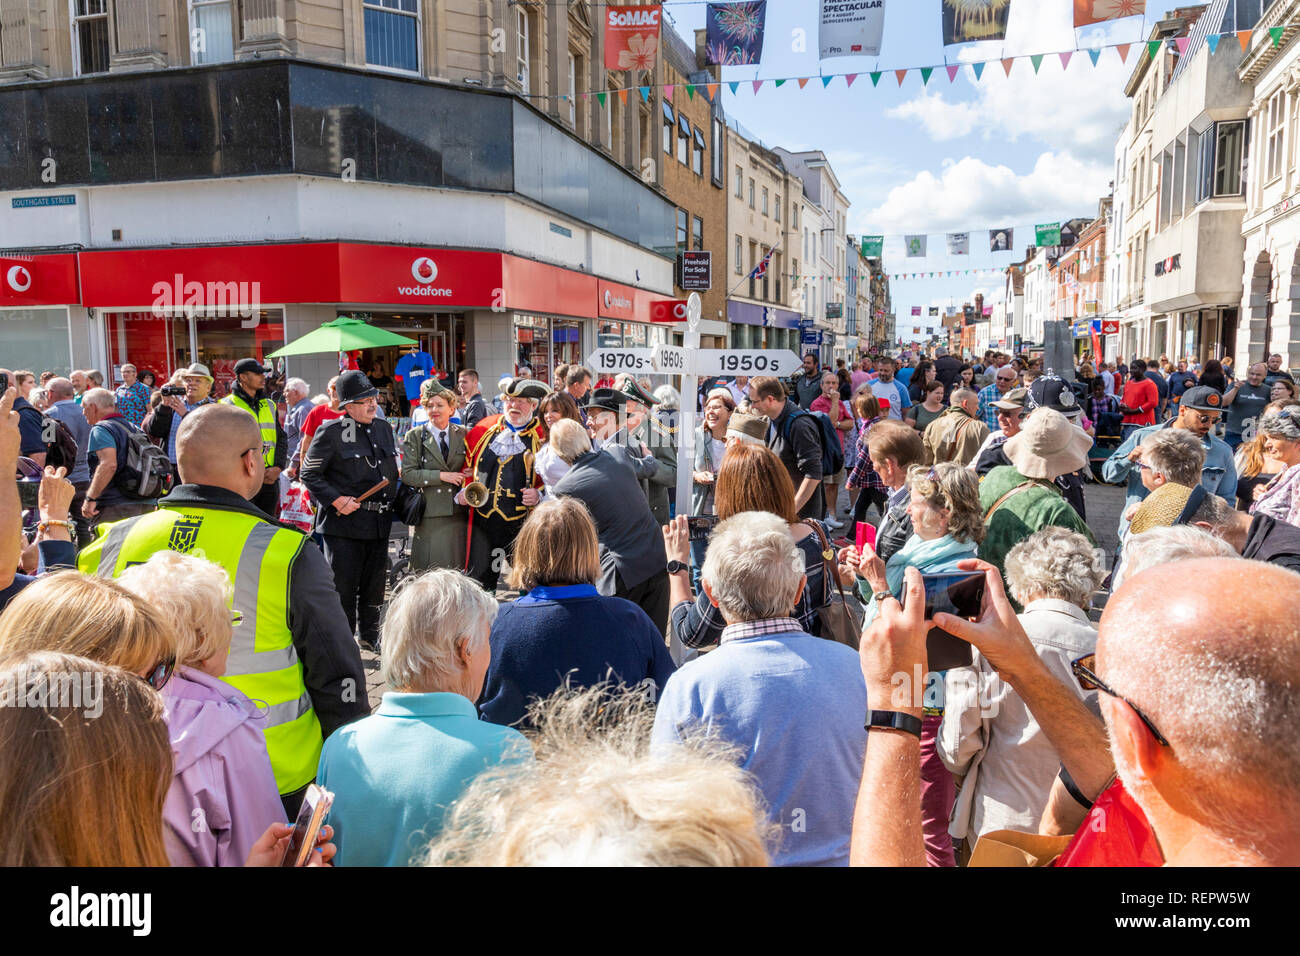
280, 481, 315, 532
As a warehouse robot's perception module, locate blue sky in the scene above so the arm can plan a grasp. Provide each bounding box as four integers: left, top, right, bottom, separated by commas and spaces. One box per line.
663, 0, 1199, 341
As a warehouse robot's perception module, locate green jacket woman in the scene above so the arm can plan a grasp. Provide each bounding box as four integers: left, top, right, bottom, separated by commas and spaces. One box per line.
402, 382, 469, 572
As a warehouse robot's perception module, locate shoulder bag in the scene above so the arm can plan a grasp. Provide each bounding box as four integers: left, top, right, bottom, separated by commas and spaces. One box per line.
803, 519, 865, 650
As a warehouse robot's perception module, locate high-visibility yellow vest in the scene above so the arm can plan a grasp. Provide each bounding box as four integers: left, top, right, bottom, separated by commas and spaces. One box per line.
77, 506, 323, 795
221, 392, 277, 467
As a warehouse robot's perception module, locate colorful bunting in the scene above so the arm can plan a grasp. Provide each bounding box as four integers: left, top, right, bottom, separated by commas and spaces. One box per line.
1146, 40, 1161, 60
797, 77, 810, 88
1117, 43, 1131, 62
972, 61, 985, 81
752, 80, 762, 93
870, 71, 882, 86
1088, 48, 1101, 66
1206, 33, 1220, 54
822, 75, 834, 87
774, 78, 786, 87
1002, 58, 1015, 77
1271, 26, 1285, 47
920, 66, 934, 86
1059, 51, 1072, 70
896, 68, 908, 86
596, 92, 606, 107
729, 81, 740, 94
685, 84, 695, 99
639, 86, 649, 101
1030, 54, 1044, 74
845, 73, 858, 87
1174, 37, 1189, 55
617, 88, 628, 105
947, 64, 960, 82
706, 82, 718, 99
664, 84, 674, 99
1238, 31, 1251, 53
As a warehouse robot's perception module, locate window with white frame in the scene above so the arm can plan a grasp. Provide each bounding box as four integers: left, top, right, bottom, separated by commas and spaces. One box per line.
734, 164, 743, 197
1267, 90, 1285, 182
516, 7, 531, 94
761, 187, 768, 216
735, 235, 743, 274
72, 0, 110, 75
568, 53, 577, 128
663, 101, 674, 155
189, 0, 234, 64
774, 194, 781, 222
692, 126, 705, 176
364, 0, 419, 72
711, 117, 724, 184
792, 203, 798, 228
1215, 120, 1245, 196
748, 179, 755, 209
677, 114, 690, 165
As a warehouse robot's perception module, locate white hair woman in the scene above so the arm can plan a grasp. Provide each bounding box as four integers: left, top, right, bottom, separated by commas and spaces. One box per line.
424, 686, 773, 866
938, 527, 1105, 847
1114, 524, 1239, 590
1251, 406, 1300, 526
316, 568, 530, 867
118, 551, 286, 866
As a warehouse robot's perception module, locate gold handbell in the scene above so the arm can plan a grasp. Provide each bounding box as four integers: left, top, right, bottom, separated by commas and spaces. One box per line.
463, 473, 490, 508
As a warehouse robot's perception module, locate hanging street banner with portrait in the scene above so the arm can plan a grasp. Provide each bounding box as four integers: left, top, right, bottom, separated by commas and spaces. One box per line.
946, 232, 970, 255
820, 0, 886, 59
905, 235, 927, 257
1074, 0, 1146, 29
942, 0, 1011, 46
860, 235, 884, 257
604, 4, 663, 71
706, 1, 768, 66
989, 228, 1014, 252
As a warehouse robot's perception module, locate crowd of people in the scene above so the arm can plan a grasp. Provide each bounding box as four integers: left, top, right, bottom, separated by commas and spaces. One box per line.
1, 337, 1298, 869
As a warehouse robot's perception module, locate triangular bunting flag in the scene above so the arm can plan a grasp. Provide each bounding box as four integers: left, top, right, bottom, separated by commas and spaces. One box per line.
1031, 54, 1044, 74
729, 81, 740, 95
870, 71, 882, 86
1088, 48, 1101, 66
617, 88, 627, 105
1271, 26, 1284, 47
639, 86, 649, 102
1001, 58, 1015, 77
845, 73, 858, 87
664, 84, 674, 99
685, 85, 695, 99
1117, 44, 1131, 62
595, 92, 606, 107
774, 78, 786, 87
895, 68, 908, 85
1147, 40, 1161, 59
946, 64, 960, 82
706, 83, 718, 99
1206, 33, 1221, 54
1174, 37, 1190, 55
822, 75, 833, 88
972, 62, 985, 81
752, 80, 762, 94
920, 66, 933, 85
797, 77, 810, 88
1059, 52, 1072, 70
1238, 31, 1251, 53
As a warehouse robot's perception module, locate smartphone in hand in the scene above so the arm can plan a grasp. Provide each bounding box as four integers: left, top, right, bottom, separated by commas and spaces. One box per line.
901, 572, 986, 671
281, 783, 334, 867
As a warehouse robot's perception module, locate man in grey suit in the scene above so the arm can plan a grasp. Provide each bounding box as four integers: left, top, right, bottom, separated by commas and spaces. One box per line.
620, 378, 677, 524
550, 419, 670, 632
586, 388, 658, 483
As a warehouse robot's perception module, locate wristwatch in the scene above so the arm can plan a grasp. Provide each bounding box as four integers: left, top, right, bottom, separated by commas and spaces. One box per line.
865, 710, 923, 739
666, 560, 689, 575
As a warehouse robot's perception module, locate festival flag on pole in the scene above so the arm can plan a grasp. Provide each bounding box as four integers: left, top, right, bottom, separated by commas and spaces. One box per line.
748, 246, 776, 280
1073, 0, 1145, 29
705, 1, 768, 66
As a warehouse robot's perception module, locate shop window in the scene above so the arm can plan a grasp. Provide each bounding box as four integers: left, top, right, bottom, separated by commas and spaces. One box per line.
3, 308, 73, 377
364, 0, 420, 73
72, 0, 109, 75
189, 0, 234, 65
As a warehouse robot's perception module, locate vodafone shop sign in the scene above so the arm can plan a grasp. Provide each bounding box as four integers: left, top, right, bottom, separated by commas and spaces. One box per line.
0, 253, 78, 307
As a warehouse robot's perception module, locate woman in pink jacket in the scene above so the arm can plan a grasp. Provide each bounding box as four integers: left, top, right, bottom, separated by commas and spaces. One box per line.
120, 552, 286, 866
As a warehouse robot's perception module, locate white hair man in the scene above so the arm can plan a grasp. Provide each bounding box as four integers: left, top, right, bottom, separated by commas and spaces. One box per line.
144, 363, 216, 471
651, 511, 867, 867
282, 377, 313, 479
939, 527, 1104, 845
80, 387, 160, 528
316, 568, 530, 866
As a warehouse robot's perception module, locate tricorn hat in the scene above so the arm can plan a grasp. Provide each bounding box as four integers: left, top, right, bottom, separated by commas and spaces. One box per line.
502, 377, 552, 401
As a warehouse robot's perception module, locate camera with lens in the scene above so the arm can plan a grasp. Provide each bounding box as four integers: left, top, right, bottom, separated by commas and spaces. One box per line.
161, 385, 186, 397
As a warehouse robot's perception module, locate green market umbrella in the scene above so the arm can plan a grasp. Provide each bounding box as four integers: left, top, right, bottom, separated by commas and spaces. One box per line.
268, 317, 419, 357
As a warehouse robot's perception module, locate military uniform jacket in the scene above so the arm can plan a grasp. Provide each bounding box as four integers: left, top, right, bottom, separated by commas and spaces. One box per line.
629, 418, 677, 524
301, 414, 400, 540
402, 422, 467, 519
463, 414, 546, 524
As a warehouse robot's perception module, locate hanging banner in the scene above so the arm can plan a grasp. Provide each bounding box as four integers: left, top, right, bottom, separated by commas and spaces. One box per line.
860, 235, 884, 257
1036, 222, 1062, 246
946, 232, 970, 255
820, 0, 886, 59
989, 227, 1014, 252
911, 306, 922, 316
905, 235, 927, 257
942, 0, 1010, 46
706, 1, 768, 66
604, 5, 663, 70
1074, 0, 1146, 29
929, 306, 940, 317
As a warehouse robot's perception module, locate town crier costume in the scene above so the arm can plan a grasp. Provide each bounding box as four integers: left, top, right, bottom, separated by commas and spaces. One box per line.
458, 377, 552, 591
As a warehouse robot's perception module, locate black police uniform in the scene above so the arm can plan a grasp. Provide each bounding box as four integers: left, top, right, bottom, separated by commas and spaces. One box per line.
301, 411, 398, 650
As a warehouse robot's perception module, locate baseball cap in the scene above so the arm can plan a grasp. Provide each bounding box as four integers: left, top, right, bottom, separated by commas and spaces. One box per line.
1180, 386, 1224, 413
233, 358, 272, 376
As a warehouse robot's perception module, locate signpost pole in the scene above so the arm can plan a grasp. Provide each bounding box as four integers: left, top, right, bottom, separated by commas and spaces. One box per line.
675, 293, 701, 528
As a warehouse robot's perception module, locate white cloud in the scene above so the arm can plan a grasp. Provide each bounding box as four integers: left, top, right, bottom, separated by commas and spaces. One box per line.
861, 151, 1111, 236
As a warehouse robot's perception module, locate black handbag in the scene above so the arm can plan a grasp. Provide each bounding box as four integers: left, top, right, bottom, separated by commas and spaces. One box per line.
803, 519, 865, 650
394, 481, 426, 525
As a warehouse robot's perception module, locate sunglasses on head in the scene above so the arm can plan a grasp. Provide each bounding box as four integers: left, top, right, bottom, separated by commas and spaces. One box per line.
1072, 654, 1169, 746
141, 655, 176, 691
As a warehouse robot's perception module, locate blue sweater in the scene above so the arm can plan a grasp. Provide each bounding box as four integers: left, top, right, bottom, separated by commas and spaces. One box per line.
479, 585, 677, 729
651, 628, 867, 867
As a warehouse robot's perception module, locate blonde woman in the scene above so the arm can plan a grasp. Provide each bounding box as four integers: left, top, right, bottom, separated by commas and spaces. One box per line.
119, 552, 286, 867
402, 379, 468, 572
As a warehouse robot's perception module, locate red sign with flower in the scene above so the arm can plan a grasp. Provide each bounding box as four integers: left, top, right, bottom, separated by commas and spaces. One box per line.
604, 4, 662, 71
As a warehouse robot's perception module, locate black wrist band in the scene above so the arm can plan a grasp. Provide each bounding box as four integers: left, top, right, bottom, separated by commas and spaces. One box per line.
1058, 763, 1095, 811
865, 710, 923, 739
